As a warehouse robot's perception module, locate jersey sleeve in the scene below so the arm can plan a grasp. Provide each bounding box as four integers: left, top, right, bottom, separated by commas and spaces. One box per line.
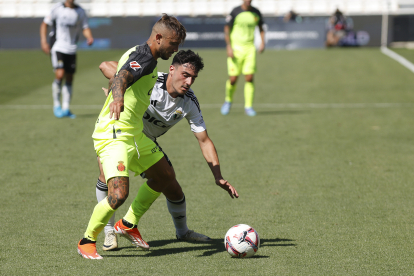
80, 9, 89, 29
117, 47, 156, 87
253, 7, 264, 26
43, 4, 58, 25
185, 96, 207, 133
225, 8, 237, 28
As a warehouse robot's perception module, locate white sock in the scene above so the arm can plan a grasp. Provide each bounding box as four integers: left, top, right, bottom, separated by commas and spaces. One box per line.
52, 79, 62, 107
166, 195, 188, 237
61, 83, 72, 110
96, 179, 115, 234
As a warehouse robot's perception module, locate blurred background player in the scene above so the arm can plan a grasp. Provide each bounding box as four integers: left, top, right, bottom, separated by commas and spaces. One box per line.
221, 0, 265, 117
97, 50, 239, 251
40, 0, 93, 118
77, 14, 187, 260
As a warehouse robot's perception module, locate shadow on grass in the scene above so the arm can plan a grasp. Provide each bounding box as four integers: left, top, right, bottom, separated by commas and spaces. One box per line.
102, 237, 295, 258
256, 110, 310, 116
73, 113, 101, 119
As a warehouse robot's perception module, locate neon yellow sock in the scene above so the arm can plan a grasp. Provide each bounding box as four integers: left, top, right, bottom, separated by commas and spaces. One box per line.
244, 81, 255, 108
84, 197, 115, 241
225, 79, 236, 103
123, 182, 161, 225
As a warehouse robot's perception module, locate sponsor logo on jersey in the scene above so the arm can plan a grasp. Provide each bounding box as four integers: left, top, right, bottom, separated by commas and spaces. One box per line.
117, 161, 125, 172
129, 61, 142, 71
173, 110, 183, 120
143, 112, 169, 128
147, 87, 153, 95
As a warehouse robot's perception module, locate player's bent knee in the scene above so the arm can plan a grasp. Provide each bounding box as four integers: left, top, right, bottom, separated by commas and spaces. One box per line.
162, 180, 183, 200
107, 190, 128, 209
107, 176, 129, 209
145, 157, 176, 182
245, 75, 254, 82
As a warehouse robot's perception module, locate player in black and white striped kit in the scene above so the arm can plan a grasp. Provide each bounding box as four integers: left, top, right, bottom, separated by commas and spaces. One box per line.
40, 0, 93, 118
96, 50, 239, 250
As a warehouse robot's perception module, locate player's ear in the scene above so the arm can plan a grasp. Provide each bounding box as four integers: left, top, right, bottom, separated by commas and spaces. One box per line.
155, 33, 162, 44
169, 64, 175, 75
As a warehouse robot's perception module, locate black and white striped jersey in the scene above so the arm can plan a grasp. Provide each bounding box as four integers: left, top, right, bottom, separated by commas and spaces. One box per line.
142, 72, 206, 141
43, 3, 89, 54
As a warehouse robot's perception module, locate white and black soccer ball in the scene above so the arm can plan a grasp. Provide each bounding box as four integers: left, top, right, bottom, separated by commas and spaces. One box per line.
224, 224, 260, 258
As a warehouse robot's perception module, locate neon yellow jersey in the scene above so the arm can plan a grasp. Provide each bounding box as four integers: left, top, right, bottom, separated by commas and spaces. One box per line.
92, 43, 158, 139
226, 5, 263, 47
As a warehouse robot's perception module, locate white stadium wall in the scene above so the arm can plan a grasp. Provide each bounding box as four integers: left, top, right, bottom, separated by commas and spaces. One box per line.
0, 0, 413, 18
0, 0, 413, 49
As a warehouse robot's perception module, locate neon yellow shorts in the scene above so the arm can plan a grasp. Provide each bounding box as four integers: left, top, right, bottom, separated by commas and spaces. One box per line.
227, 44, 257, 76
94, 133, 164, 182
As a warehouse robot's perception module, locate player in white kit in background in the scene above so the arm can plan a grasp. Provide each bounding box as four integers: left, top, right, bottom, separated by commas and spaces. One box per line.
97, 50, 239, 250
40, 0, 93, 118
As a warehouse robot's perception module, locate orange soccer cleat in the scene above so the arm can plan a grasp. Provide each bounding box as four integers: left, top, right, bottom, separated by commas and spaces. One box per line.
77, 239, 103, 259
114, 219, 149, 250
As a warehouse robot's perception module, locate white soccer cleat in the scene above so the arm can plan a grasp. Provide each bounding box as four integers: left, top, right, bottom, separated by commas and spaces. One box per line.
221, 102, 232, 115
244, 107, 256, 117
102, 230, 118, 251
176, 230, 212, 242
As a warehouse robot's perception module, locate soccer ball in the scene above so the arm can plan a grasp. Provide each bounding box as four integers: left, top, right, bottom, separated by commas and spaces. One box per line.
224, 224, 260, 258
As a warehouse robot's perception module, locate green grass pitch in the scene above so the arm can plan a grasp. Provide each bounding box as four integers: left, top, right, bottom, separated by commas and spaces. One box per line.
1, 47, 414, 275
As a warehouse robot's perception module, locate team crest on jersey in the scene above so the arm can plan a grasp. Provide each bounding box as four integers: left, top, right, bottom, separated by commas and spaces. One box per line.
117, 161, 125, 172
130, 61, 142, 71
173, 109, 183, 120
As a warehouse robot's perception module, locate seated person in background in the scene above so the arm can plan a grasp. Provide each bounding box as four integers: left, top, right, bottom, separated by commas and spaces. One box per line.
325, 8, 349, 47
283, 10, 302, 23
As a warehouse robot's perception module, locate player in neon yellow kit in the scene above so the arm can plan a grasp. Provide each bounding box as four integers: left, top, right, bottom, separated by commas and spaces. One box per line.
221, 0, 265, 117
77, 14, 186, 260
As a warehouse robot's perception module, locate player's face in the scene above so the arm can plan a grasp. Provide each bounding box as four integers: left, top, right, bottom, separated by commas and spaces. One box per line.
169, 63, 198, 96
65, 0, 75, 6
159, 34, 181, 60
243, 0, 252, 8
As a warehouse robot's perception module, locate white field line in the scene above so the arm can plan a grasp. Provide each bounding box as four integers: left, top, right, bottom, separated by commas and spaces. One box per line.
0, 103, 412, 110
381, 46, 414, 73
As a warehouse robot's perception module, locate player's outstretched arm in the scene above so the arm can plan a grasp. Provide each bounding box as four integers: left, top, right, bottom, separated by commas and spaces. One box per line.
83, 28, 94, 46
99, 61, 118, 79
109, 69, 133, 120
224, 25, 234, 58
39, 22, 50, 55
259, 25, 265, 53
100, 61, 118, 95
194, 130, 239, 199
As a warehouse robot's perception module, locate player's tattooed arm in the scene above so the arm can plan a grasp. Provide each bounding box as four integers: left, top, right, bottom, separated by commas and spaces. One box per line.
107, 73, 115, 94
111, 69, 133, 100
107, 176, 129, 209
109, 69, 133, 120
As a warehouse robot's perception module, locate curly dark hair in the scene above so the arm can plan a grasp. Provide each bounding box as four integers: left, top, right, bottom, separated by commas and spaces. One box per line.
171, 50, 204, 73
155, 14, 186, 44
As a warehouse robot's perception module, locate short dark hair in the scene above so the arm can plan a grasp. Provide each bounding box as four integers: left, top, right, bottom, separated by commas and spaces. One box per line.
172, 50, 204, 73
154, 14, 186, 44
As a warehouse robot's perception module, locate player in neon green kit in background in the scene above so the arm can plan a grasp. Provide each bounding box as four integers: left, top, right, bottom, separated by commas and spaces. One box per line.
221, 0, 265, 117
